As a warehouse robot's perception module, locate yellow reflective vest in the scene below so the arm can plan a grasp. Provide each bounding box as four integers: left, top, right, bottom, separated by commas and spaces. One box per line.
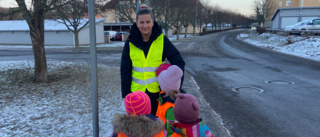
129, 34, 164, 93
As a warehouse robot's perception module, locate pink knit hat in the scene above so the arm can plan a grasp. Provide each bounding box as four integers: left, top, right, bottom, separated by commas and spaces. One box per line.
174, 93, 200, 124
124, 91, 151, 116
156, 63, 171, 76
158, 65, 183, 93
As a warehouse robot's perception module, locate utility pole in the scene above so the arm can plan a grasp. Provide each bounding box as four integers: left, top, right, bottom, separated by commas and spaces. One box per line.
264, 0, 267, 27
136, 0, 139, 15
193, 0, 198, 36
88, 0, 99, 136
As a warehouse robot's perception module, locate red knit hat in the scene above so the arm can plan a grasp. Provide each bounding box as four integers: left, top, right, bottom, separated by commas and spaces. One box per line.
174, 93, 200, 124
124, 91, 151, 116
156, 63, 171, 76
158, 65, 183, 93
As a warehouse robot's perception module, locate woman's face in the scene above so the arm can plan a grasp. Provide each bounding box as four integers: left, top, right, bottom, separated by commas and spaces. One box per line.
137, 14, 154, 37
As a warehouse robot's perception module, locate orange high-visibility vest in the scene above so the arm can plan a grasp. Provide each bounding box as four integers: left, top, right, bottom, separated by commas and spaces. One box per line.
156, 91, 175, 124
115, 131, 166, 137
170, 133, 183, 137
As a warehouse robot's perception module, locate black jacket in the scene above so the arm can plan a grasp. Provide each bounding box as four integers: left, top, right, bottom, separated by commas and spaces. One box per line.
120, 21, 185, 98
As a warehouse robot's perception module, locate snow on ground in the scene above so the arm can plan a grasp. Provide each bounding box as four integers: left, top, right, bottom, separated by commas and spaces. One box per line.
0, 61, 126, 136
1, 32, 319, 136
239, 32, 320, 62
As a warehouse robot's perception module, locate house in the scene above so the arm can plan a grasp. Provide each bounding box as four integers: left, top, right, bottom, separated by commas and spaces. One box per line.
271, 7, 320, 29
268, 0, 320, 19
273, 0, 320, 8
0, 19, 105, 46
265, 0, 320, 27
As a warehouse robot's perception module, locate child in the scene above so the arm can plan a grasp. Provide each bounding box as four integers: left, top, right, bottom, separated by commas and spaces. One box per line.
111, 91, 167, 137
156, 64, 185, 136
170, 93, 214, 137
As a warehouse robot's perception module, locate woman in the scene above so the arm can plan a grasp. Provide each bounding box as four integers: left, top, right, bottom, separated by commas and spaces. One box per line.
120, 9, 185, 115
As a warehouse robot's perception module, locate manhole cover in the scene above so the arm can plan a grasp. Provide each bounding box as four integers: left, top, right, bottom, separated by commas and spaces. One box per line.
232, 86, 264, 93
265, 80, 295, 85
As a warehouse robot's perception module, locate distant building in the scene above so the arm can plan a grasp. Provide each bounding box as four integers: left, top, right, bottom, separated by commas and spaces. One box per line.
275, 0, 320, 8
267, 0, 320, 20
266, 0, 320, 27
0, 19, 105, 46
271, 7, 320, 29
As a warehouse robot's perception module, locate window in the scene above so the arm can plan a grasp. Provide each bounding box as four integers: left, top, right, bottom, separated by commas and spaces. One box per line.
286, 0, 291, 6
313, 20, 320, 25
279, 1, 282, 7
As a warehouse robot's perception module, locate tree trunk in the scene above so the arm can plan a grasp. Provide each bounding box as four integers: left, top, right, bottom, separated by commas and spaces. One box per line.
192, 25, 196, 36
74, 30, 80, 48
16, 0, 48, 83
29, 15, 48, 82
176, 27, 180, 40
164, 28, 169, 37
184, 27, 187, 38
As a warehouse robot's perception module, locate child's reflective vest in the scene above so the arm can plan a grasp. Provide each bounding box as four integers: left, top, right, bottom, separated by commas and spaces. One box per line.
156, 91, 176, 136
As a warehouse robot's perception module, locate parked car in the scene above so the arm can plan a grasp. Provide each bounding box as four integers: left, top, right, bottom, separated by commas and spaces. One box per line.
283, 18, 320, 34
114, 32, 130, 41
283, 18, 315, 31
104, 31, 117, 40
303, 18, 320, 30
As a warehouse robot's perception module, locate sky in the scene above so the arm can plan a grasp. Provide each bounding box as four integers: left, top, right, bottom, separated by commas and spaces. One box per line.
0, 0, 19, 7
202, 0, 256, 16
1, 0, 256, 16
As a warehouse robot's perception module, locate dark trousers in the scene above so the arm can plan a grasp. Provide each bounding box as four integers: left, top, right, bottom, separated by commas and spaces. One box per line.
145, 90, 159, 116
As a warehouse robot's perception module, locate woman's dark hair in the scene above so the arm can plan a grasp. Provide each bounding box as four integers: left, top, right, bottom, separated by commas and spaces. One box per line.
136, 9, 154, 22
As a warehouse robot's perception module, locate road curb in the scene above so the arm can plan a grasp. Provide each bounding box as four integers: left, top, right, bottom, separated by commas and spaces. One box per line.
183, 72, 231, 137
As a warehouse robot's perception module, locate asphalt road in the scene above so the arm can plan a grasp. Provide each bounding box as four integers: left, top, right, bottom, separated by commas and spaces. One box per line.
1, 30, 320, 137
0, 48, 123, 66
175, 29, 320, 137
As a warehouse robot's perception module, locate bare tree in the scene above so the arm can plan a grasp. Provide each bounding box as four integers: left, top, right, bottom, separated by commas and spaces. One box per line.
0, 6, 7, 19
186, 0, 204, 36
48, 0, 105, 48
253, 0, 276, 27
150, 0, 171, 36
211, 5, 221, 30
49, 0, 89, 48
0, 7, 24, 20
103, 0, 148, 23
180, 0, 194, 38
167, 0, 188, 40
15, 0, 59, 82
202, 5, 212, 30
197, 6, 205, 33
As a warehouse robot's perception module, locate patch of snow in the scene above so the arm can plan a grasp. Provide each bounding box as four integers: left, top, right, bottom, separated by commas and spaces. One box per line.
0, 61, 125, 136
240, 33, 320, 62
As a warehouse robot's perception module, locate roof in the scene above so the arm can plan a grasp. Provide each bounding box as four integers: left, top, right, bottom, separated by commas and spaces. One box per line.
0, 18, 105, 31
271, 7, 320, 20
